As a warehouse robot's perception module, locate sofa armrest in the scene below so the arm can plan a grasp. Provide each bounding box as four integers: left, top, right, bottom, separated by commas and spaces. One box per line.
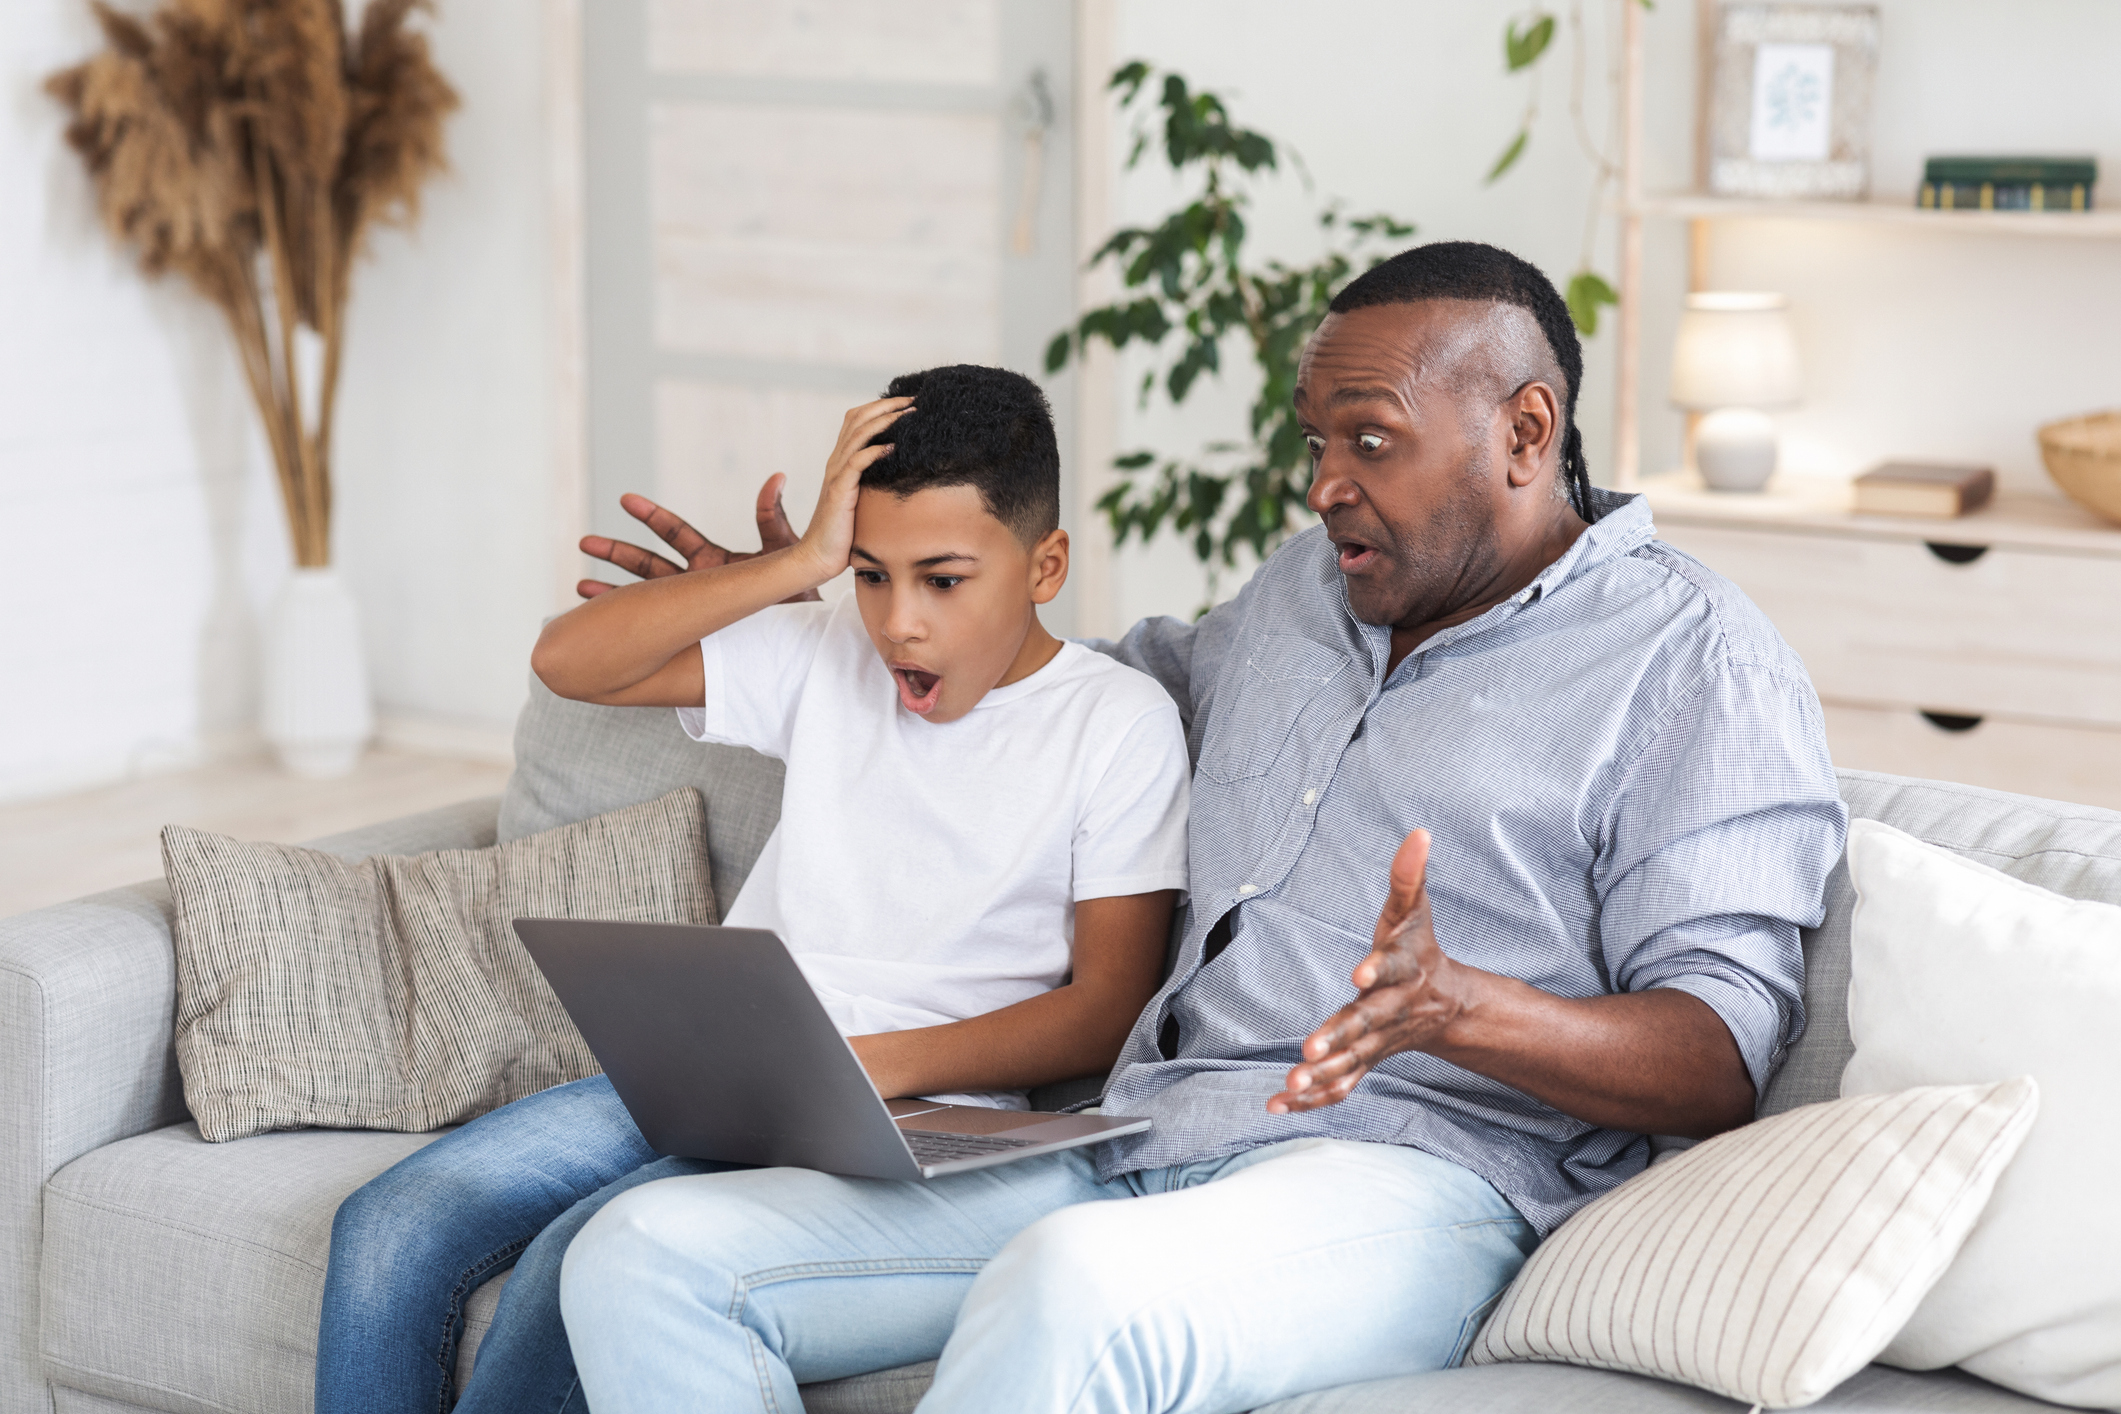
0, 794, 500, 1414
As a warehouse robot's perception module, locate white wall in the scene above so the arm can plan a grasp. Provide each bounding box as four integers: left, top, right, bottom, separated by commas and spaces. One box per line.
0, 0, 560, 802
1090, 0, 2121, 629
333, 0, 562, 748
12, 1, 2119, 798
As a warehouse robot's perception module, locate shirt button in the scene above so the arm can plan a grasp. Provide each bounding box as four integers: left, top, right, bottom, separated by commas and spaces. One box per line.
1237, 884, 1258, 895
1302, 789, 1318, 806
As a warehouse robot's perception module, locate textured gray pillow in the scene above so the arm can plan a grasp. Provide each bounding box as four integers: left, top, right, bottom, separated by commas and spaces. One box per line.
165, 788, 716, 1142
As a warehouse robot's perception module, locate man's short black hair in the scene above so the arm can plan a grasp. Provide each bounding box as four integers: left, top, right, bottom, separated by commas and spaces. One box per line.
862, 364, 1061, 544
1329, 241, 1593, 520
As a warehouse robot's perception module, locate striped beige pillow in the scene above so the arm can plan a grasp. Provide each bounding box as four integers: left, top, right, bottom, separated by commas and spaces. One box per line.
1467, 1078, 2039, 1409
166, 788, 715, 1142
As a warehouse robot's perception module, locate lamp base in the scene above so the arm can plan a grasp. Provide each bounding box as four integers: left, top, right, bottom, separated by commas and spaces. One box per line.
1696, 407, 1779, 492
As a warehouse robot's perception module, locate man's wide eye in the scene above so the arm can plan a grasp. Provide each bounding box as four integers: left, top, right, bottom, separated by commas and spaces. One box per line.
1359, 433, 1385, 453
1304, 435, 1325, 459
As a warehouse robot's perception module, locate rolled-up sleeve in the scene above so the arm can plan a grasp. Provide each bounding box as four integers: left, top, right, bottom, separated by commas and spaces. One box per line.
1596, 657, 1848, 1100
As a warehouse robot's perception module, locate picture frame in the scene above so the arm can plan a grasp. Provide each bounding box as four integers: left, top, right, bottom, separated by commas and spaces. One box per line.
1709, 3, 1880, 201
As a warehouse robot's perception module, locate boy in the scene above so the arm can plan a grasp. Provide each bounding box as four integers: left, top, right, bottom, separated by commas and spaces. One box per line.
313, 365, 1190, 1414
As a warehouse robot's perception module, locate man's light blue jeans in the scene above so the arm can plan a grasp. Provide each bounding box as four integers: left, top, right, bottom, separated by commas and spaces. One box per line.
559, 1135, 1537, 1414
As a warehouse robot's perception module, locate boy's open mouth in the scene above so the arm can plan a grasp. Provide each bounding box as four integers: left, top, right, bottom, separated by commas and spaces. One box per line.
893, 666, 943, 715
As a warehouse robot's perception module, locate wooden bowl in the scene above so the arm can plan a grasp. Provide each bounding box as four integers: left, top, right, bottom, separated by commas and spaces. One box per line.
2039, 410, 2121, 527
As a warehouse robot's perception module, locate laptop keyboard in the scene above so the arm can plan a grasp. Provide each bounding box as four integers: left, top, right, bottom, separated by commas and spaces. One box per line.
902, 1130, 1040, 1165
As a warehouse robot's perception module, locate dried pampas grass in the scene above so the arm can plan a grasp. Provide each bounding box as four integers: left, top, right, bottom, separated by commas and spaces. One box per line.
48, 0, 457, 567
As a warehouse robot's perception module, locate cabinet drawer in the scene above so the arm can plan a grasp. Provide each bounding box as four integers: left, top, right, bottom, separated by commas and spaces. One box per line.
1819, 702, 2121, 811
1659, 524, 2121, 728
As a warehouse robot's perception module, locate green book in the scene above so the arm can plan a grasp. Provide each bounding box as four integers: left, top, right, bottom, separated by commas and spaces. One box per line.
1919, 157, 2096, 213
1923, 155, 2098, 185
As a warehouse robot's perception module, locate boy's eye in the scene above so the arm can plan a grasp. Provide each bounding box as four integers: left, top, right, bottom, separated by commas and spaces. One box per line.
1358, 433, 1385, 453
927, 576, 964, 591
1304, 435, 1325, 459
855, 569, 886, 585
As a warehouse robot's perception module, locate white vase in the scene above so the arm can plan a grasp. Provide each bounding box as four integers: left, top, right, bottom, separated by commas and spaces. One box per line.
263, 568, 375, 778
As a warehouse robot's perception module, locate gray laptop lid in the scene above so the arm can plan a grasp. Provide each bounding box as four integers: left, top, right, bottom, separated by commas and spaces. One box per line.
515, 918, 929, 1180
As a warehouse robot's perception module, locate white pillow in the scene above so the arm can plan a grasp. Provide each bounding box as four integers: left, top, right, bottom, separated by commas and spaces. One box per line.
1844, 817, 2121, 1409
1467, 1078, 2037, 1409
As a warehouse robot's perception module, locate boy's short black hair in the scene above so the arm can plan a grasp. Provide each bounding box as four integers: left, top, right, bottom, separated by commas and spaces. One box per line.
861, 364, 1061, 544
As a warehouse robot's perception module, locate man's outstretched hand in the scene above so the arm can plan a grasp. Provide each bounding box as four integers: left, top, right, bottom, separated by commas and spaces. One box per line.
1268, 829, 1471, 1114
575, 475, 818, 602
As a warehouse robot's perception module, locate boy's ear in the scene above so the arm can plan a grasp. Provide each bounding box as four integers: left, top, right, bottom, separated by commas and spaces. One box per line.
1027, 526, 1069, 605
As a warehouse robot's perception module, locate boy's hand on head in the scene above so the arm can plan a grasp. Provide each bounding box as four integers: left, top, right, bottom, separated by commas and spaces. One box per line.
797, 397, 913, 585
575, 480, 819, 602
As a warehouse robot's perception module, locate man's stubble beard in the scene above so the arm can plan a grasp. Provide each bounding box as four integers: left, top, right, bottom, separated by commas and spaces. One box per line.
1343, 446, 1504, 634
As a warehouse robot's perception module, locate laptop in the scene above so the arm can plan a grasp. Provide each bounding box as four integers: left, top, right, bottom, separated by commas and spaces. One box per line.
512, 918, 1151, 1180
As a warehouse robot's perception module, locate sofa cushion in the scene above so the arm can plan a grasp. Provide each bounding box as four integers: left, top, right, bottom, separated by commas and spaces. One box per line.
1251, 1361, 2078, 1413
1761, 770, 2121, 1117
40, 1123, 441, 1414
499, 672, 784, 922
776, 1358, 2078, 1414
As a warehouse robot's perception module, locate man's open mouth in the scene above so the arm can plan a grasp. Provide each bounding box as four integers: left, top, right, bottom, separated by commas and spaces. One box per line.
893, 666, 943, 715
1334, 539, 1381, 573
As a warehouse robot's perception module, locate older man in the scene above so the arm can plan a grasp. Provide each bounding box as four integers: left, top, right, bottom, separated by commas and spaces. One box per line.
556, 242, 1846, 1414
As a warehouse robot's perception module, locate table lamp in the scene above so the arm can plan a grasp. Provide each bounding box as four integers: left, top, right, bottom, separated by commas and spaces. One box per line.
1668, 292, 1802, 492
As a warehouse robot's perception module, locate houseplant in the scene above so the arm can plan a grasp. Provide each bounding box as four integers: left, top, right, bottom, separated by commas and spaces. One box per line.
47, 0, 456, 776
1045, 63, 1412, 604
1051, 20, 1640, 604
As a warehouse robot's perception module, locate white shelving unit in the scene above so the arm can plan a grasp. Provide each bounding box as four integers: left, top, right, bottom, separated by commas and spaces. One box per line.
1605, 9, 2121, 803
1605, 12, 2121, 486
1630, 193, 2121, 238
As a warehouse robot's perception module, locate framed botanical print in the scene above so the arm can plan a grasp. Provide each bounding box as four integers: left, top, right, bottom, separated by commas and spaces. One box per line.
1709, 3, 1880, 200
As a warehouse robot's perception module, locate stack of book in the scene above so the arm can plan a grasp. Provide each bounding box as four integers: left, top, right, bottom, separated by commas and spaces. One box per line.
1919, 156, 2097, 212
1853, 462, 1996, 519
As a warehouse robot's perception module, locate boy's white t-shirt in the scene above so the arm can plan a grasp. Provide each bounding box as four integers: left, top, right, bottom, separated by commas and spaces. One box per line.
676, 595, 1190, 1108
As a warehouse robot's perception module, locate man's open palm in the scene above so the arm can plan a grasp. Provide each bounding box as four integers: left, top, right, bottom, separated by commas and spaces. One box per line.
575, 476, 816, 601
1268, 828, 1467, 1113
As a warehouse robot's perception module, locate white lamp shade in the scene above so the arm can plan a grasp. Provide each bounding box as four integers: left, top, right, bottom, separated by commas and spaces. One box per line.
1669, 292, 1802, 411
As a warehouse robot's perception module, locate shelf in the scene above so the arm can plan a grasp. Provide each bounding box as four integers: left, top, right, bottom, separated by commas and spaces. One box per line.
1638, 472, 2121, 558
1627, 194, 2121, 238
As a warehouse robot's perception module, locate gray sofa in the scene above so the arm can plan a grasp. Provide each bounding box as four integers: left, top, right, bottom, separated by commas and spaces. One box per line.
4, 678, 2109, 1414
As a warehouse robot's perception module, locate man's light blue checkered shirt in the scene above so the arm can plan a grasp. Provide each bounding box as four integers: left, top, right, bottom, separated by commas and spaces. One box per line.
1087, 489, 1846, 1234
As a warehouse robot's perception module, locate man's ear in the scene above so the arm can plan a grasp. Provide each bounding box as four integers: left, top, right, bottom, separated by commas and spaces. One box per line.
1504, 381, 1561, 490
1028, 527, 1069, 605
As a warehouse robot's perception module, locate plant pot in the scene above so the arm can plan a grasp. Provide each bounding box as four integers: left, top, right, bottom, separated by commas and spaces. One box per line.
263, 568, 374, 778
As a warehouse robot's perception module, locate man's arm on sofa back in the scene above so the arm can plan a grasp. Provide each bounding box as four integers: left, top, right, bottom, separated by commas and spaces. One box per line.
0, 795, 501, 1414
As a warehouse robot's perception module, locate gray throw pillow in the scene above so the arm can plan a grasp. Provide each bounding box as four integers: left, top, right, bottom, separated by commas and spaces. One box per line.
164, 788, 716, 1142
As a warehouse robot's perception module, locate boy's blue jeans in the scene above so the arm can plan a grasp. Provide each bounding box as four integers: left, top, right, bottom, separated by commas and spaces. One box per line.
561, 1135, 1538, 1414
313, 1075, 735, 1414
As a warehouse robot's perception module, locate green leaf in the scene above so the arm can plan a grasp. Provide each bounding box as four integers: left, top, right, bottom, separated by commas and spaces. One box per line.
1505, 13, 1556, 71
1564, 269, 1619, 335
1113, 450, 1156, 470
1486, 128, 1530, 184
1043, 331, 1071, 373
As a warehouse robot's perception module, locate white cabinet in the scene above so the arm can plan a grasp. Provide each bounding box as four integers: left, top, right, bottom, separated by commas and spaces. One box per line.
1644, 477, 2121, 809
